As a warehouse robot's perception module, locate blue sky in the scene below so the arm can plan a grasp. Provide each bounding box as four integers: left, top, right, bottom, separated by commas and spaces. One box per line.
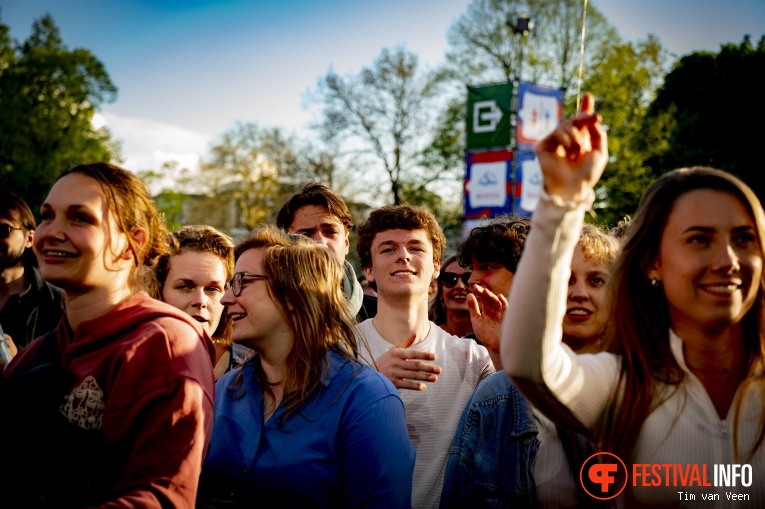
3, 0, 764, 179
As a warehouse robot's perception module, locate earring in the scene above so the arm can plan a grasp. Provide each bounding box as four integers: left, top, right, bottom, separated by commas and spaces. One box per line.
651, 278, 659, 288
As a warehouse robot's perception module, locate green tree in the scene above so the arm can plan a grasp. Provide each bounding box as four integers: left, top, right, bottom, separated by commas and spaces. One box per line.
441, 0, 618, 93
312, 46, 441, 205
0, 13, 121, 211
428, 0, 670, 227
643, 35, 765, 201
583, 35, 670, 224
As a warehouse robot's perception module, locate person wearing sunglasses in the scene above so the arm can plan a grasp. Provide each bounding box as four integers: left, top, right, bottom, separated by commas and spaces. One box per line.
0, 191, 64, 352
455, 214, 529, 369
429, 253, 473, 338
198, 225, 414, 508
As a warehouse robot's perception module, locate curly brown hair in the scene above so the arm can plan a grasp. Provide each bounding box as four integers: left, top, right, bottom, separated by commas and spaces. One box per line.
356, 205, 446, 270
153, 225, 235, 344
457, 215, 529, 273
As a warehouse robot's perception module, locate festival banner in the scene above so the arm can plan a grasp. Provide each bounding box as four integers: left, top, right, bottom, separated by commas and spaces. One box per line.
463, 149, 513, 219
516, 82, 563, 149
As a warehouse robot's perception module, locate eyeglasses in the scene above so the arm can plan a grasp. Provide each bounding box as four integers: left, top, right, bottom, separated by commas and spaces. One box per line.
229, 272, 268, 297
439, 272, 472, 289
0, 224, 24, 239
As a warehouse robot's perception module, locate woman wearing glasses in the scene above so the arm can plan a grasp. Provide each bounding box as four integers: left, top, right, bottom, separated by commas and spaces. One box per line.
430, 254, 473, 338
0, 163, 215, 507
197, 225, 414, 508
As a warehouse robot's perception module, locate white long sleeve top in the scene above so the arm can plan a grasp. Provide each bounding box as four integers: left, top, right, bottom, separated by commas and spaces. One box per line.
502, 191, 765, 508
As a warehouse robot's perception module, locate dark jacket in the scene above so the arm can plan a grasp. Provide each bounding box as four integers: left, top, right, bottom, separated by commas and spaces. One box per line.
0, 262, 64, 349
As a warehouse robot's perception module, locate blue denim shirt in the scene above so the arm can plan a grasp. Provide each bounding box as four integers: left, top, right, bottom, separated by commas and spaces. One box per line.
440, 371, 539, 508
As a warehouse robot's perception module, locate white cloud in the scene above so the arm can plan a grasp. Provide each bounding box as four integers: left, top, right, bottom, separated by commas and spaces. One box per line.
101, 111, 213, 174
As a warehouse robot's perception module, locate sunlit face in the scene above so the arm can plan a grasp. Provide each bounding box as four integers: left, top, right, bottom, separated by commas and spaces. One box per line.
0, 215, 33, 271
647, 189, 762, 338
289, 205, 349, 262
34, 173, 133, 293
162, 251, 227, 336
364, 228, 439, 300
441, 260, 471, 312
468, 258, 514, 298
221, 248, 291, 352
562, 247, 610, 350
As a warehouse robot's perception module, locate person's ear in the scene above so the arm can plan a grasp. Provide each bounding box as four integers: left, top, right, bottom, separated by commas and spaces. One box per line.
641, 252, 661, 282
25, 229, 34, 249
343, 231, 350, 257
122, 227, 148, 261
364, 265, 375, 284
433, 259, 441, 281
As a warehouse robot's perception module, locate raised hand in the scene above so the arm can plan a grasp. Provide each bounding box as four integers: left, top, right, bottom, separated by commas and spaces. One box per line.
535, 93, 608, 203
467, 284, 507, 369
374, 333, 442, 391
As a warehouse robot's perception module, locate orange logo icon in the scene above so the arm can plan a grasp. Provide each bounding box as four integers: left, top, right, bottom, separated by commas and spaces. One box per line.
580, 452, 628, 500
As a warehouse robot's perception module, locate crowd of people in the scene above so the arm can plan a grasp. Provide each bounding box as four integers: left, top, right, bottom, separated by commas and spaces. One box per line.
1, 94, 764, 508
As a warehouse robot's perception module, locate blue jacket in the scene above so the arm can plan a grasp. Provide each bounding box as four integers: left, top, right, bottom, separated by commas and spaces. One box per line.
199, 349, 414, 508
440, 371, 539, 508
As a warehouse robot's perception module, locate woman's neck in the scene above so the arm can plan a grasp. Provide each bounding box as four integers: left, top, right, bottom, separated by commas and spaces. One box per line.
678, 325, 750, 419
64, 286, 134, 330
259, 352, 288, 423
443, 309, 473, 338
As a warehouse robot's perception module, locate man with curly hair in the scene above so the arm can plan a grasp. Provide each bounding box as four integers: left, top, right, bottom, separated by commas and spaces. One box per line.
355, 204, 494, 509
456, 214, 530, 368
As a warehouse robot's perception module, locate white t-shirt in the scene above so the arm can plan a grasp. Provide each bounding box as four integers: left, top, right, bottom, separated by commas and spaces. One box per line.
355, 319, 495, 509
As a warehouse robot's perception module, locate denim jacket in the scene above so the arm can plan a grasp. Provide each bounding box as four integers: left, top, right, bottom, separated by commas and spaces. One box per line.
440, 371, 539, 508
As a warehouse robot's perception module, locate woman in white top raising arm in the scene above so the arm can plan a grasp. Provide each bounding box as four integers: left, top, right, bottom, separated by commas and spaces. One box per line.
502, 93, 765, 507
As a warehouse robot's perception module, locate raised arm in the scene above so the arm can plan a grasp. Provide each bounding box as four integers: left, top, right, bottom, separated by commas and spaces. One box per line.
501, 94, 617, 432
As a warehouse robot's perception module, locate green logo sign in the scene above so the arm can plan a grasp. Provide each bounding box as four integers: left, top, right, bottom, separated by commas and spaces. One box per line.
466, 83, 513, 150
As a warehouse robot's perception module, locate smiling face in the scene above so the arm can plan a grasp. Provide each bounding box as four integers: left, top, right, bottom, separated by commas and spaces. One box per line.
221, 247, 292, 353
289, 205, 350, 262
441, 260, 471, 312
162, 250, 227, 336
647, 189, 762, 338
563, 247, 610, 350
364, 228, 439, 300
34, 173, 133, 293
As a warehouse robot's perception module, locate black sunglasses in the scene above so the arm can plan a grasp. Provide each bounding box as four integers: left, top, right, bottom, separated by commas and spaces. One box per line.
0, 224, 24, 239
439, 272, 472, 289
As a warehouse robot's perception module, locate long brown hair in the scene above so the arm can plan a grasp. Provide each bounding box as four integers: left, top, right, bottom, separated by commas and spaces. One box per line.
227, 225, 361, 427
603, 167, 765, 461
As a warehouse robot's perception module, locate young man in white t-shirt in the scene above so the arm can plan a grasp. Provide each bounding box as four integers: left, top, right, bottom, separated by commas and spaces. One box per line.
355, 204, 494, 509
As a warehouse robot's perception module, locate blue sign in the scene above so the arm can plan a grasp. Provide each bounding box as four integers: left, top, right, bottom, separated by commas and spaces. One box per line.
516, 83, 563, 150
